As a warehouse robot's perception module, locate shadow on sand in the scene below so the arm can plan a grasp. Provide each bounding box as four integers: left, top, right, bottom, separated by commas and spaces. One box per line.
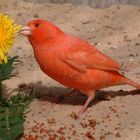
15, 82, 140, 106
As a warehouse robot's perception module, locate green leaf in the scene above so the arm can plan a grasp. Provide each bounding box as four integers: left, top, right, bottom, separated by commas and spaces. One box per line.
0, 56, 33, 140
0, 121, 23, 140
0, 93, 33, 140
0, 56, 18, 81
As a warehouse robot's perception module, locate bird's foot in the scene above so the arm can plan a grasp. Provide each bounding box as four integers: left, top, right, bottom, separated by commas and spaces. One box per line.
76, 106, 87, 118
76, 90, 95, 118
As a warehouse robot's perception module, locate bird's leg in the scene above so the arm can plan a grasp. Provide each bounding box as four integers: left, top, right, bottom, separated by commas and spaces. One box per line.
76, 90, 95, 117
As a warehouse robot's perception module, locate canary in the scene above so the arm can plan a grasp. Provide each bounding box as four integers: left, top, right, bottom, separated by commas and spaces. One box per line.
21, 19, 140, 117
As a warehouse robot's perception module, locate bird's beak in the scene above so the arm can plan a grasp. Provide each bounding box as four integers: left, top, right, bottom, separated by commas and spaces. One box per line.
20, 26, 32, 36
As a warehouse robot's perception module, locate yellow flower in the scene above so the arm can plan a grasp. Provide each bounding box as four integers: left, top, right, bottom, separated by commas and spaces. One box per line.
0, 13, 21, 64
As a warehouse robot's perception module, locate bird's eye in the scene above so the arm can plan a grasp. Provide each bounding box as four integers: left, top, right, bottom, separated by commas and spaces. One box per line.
35, 23, 40, 28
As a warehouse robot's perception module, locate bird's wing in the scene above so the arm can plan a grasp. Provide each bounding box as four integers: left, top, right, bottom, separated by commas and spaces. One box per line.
61, 38, 122, 73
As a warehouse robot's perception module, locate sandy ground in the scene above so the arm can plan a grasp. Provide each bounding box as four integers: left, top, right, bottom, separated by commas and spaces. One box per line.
0, 0, 140, 139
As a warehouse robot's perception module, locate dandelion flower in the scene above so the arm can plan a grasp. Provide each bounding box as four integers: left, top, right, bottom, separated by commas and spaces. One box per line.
0, 13, 21, 64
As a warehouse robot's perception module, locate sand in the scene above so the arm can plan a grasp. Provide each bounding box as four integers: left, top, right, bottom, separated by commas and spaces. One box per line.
0, 0, 140, 139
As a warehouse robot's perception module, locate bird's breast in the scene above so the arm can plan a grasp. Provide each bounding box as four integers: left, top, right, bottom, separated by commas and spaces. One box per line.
34, 48, 79, 80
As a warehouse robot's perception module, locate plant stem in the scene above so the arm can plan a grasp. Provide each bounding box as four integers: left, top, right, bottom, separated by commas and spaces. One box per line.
0, 66, 2, 99
0, 80, 5, 104
0, 80, 2, 99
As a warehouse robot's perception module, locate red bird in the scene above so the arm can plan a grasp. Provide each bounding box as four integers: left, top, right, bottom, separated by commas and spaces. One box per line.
21, 19, 140, 117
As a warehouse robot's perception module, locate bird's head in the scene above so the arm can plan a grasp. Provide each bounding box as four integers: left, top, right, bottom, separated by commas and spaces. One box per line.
20, 19, 64, 47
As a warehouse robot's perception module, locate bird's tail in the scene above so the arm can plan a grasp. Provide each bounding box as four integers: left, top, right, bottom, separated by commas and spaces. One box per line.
123, 77, 140, 89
